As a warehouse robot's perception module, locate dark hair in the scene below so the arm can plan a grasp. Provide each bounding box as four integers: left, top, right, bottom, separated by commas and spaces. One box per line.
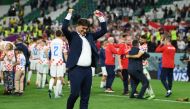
33, 37, 38, 42
14, 47, 22, 52
132, 40, 139, 46
56, 30, 62, 37
17, 35, 23, 42
77, 18, 90, 27
165, 35, 171, 42
140, 35, 147, 39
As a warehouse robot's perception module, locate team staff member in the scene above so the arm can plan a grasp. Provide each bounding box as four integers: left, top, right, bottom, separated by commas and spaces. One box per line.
62, 9, 107, 109
155, 36, 176, 97
105, 37, 118, 93
126, 40, 149, 99
118, 37, 131, 95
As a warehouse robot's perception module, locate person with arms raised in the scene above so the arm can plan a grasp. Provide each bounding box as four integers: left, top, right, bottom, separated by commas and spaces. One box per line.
62, 9, 107, 109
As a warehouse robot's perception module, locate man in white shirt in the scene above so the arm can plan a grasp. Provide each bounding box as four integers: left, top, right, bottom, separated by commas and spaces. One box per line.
62, 9, 107, 109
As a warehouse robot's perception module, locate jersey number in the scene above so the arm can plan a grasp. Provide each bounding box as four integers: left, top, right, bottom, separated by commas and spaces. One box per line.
54, 46, 58, 56
33, 48, 37, 55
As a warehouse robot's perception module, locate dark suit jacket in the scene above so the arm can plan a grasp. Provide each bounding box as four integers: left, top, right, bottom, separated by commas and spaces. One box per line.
128, 47, 143, 72
62, 19, 107, 69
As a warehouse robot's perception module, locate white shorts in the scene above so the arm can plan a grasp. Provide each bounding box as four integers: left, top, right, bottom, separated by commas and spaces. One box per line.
101, 66, 107, 76
36, 63, 42, 73
143, 67, 151, 80
30, 60, 38, 70
50, 64, 66, 77
0, 61, 3, 71
39, 64, 49, 74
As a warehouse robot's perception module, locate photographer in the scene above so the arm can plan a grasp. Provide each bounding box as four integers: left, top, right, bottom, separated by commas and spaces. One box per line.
183, 48, 190, 82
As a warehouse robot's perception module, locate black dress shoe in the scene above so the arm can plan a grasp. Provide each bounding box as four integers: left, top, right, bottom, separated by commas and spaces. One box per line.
137, 96, 146, 100
130, 95, 136, 98
165, 92, 172, 97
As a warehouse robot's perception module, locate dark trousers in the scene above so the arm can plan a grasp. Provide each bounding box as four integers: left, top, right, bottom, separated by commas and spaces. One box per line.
105, 65, 115, 89
187, 65, 190, 82
160, 68, 174, 91
171, 40, 177, 50
122, 69, 129, 93
67, 66, 92, 109
129, 70, 149, 98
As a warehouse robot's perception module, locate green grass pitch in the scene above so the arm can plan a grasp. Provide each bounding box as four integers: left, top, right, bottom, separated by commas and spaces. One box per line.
0, 75, 190, 109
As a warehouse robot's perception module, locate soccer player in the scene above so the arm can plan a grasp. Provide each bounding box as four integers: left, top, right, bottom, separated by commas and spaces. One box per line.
99, 41, 108, 88
156, 35, 176, 97
38, 40, 49, 88
49, 30, 67, 98
139, 35, 155, 99
27, 38, 39, 85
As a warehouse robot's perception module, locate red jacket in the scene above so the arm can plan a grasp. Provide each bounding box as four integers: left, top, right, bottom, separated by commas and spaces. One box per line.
118, 43, 131, 69
105, 43, 118, 65
155, 44, 176, 68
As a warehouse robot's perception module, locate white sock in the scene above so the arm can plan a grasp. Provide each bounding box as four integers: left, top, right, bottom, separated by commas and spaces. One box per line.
91, 67, 95, 77
55, 80, 61, 97
36, 72, 40, 85
1, 80, 4, 84
148, 85, 155, 96
58, 83, 63, 95
27, 71, 32, 81
38, 74, 42, 88
168, 90, 172, 93
100, 81, 104, 88
145, 89, 149, 95
49, 78, 54, 91
53, 86, 56, 96
103, 81, 106, 87
42, 74, 46, 88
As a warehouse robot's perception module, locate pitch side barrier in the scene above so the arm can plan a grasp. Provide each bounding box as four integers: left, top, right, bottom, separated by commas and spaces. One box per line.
148, 53, 189, 81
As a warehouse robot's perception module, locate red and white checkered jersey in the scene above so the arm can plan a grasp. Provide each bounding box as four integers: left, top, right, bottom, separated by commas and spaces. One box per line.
36, 44, 43, 64
3, 50, 15, 71
16, 53, 26, 71
46, 40, 51, 48
29, 43, 39, 60
39, 45, 49, 64
139, 43, 149, 66
50, 38, 67, 65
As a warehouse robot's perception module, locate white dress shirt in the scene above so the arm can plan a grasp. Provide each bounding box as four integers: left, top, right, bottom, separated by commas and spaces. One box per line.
65, 12, 106, 66
77, 34, 92, 66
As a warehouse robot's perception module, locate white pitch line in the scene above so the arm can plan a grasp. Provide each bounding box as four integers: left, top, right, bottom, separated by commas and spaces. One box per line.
98, 94, 190, 104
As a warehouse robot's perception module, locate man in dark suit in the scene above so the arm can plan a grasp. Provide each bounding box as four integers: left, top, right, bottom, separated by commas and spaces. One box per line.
62, 9, 107, 109
126, 40, 149, 99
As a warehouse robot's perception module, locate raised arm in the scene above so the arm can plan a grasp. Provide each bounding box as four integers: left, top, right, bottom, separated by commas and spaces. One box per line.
155, 44, 165, 52
92, 10, 107, 40
126, 50, 144, 58
62, 9, 74, 41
